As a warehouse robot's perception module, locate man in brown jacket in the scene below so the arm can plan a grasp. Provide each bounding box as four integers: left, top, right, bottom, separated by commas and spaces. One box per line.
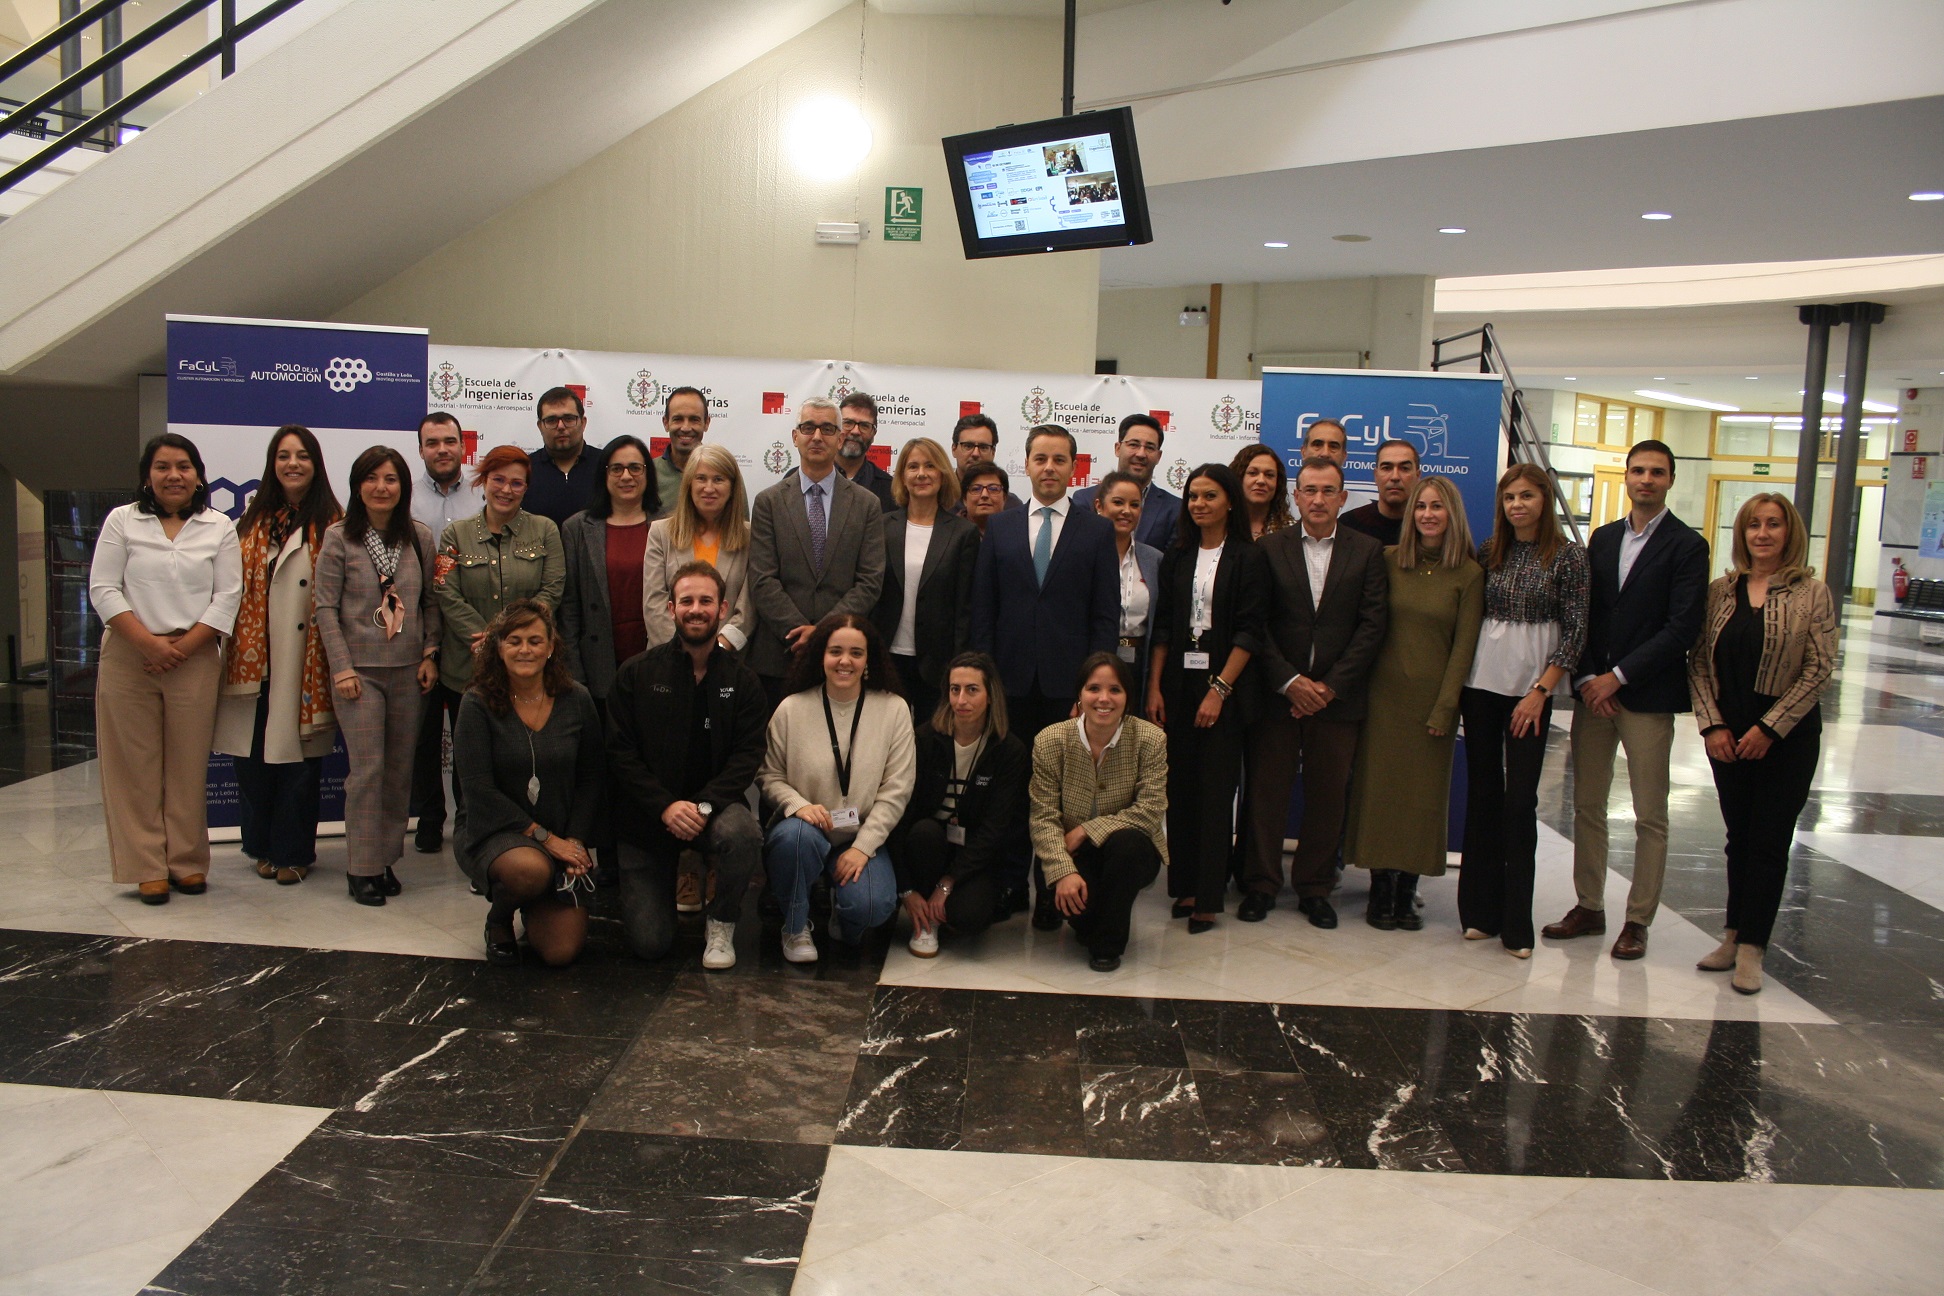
1239, 457, 1390, 927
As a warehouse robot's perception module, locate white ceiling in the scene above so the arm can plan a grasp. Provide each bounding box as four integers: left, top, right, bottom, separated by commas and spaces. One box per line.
1101, 97, 1944, 289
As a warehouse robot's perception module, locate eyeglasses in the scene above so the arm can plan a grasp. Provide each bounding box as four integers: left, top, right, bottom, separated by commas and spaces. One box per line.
956, 440, 995, 452
606, 463, 647, 476
966, 483, 1005, 496
539, 414, 583, 428
795, 421, 839, 437
841, 418, 876, 433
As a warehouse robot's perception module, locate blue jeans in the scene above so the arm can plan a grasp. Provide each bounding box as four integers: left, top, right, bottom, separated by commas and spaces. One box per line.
765, 816, 897, 942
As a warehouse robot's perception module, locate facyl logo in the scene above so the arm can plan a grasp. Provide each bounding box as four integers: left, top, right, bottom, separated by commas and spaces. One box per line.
1165, 459, 1189, 490
325, 357, 372, 393
626, 370, 664, 412
428, 361, 463, 403
1019, 386, 1053, 424
1210, 395, 1246, 437
763, 441, 793, 474
177, 357, 240, 377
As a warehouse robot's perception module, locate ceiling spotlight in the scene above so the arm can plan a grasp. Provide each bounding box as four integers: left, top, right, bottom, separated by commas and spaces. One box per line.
1332, 234, 1372, 243
1909, 192, 1944, 201
1635, 389, 1739, 411
783, 96, 873, 178
1263, 241, 1288, 248
1563, 376, 1577, 381
1437, 227, 1467, 234
1745, 375, 1760, 380
1641, 212, 1673, 220
1653, 376, 1668, 381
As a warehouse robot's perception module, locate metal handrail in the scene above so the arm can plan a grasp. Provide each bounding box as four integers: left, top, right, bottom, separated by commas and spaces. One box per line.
1431, 321, 1585, 544
0, 0, 209, 144
0, 0, 128, 84
0, 0, 306, 196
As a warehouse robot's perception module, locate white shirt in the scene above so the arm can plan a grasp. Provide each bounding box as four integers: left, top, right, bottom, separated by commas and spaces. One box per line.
1029, 493, 1071, 559
1190, 543, 1224, 640
1117, 545, 1150, 638
89, 504, 243, 635
892, 521, 930, 655
1617, 506, 1669, 588
412, 469, 483, 538
1074, 715, 1125, 777
1283, 524, 1337, 689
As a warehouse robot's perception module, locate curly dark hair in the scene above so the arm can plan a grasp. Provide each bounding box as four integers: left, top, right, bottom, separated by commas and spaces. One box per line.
783, 611, 901, 697
1229, 443, 1294, 535
469, 599, 575, 715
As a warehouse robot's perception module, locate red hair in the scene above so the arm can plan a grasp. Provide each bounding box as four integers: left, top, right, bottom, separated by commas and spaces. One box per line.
471, 443, 530, 488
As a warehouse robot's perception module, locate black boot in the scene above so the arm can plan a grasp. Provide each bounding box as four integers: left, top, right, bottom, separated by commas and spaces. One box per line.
1392, 872, 1423, 930
347, 874, 387, 907
1365, 870, 1397, 930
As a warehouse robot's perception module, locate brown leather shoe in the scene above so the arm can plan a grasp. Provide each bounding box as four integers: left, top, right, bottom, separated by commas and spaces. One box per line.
1610, 922, 1648, 960
1541, 905, 1606, 940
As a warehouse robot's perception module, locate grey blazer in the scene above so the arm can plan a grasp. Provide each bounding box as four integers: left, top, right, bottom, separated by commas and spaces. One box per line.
872, 509, 978, 688
745, 471, 887, 678
641, 517, 754, 652
559, 510, 650, 700
313, 520, 441, 674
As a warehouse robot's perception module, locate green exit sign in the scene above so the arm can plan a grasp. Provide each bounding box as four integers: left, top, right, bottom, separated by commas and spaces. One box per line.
883, 186, 922, 241
1753, 463, 1771, 475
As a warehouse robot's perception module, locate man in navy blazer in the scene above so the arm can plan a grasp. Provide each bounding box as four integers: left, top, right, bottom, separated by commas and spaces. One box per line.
1072, 413, 1181, 551
1545, 439, 1709, 961
971, 425, 1122, 740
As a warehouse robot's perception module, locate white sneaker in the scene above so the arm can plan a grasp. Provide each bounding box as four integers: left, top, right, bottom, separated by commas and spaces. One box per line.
703, 919, 737, 971
781, 925, 819, 964
908, 926, 940, 958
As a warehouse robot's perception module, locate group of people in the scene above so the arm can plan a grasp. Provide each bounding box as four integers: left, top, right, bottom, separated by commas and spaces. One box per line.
88, 386, 1835, 994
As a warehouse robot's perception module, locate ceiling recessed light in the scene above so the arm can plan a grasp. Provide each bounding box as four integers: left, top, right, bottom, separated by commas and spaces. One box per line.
1909, 192, 1944, 201
1437, 227, 1467, 234
1332, 234, 1371, 243
1744, 375, 1760, 380
1563, 376, 1577, 381
1652, 376, 1667, 381
1641, 212, 1673, 220
1263, 241, 1288, 248
1635, 389, 1739, 411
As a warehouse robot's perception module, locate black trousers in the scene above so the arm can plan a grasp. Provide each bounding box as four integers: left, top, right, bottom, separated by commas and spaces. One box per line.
1164, 705, 1245, 914
617, 803, 763, 959
897, 819, 999, 937
891, 654, 939, 731
409, 681, 464, 835
1066, 828, 1162, 959
1709, 721, 1818, 949
234, 691, 322, 870
1456, 687, 1553, 951
1013, 688, 1075, 740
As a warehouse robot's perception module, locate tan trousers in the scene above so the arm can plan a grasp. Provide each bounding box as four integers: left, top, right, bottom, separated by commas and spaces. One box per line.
1569, 704, 1674, 926
97, 631, 223, 884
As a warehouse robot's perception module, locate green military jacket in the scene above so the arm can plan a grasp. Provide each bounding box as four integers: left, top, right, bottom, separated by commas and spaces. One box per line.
433, 508, 566, 690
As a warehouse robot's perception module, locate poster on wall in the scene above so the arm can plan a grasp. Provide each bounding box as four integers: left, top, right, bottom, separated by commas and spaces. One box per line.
1922, 479, 1944, 560
1258, 367, 1506, 530
167, 315, 430, 837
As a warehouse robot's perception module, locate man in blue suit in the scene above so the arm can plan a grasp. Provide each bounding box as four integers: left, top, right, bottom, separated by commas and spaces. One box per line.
1072, 413, 1181, 551
972, 423, 1122, 925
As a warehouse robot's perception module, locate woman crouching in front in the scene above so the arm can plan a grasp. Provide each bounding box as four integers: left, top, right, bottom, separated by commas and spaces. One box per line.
759, 612, 916, 963
454, 600, 605, 966
1030, 652, 1168, 972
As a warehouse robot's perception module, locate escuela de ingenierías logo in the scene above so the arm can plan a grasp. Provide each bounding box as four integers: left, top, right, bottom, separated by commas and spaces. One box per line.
1209, 394, 1260, 439
1019, 386, 1054, 425
763, 442, 793, 474
626, 370, 665, 411
428, 361, 463, 403
174, 357, 243, 382
827, 375, 856, 404
1165, 459, 1189, 490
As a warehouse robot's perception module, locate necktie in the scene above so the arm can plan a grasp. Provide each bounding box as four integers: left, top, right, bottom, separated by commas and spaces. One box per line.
807, 482, 827, 572
1033, 506, 1054, 585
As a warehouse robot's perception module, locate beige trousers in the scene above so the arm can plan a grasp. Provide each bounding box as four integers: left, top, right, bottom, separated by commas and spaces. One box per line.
96, 631, 222, 884
1569, 704, 1674, 926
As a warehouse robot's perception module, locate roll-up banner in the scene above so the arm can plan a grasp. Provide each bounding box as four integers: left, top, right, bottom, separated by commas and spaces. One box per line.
166, 315, 430, 837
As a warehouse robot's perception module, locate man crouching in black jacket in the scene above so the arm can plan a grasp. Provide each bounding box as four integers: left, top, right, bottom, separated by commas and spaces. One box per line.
608, 561, 769, 969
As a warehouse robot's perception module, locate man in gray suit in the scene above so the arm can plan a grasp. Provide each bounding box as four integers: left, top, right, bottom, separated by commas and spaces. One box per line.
747, 398, 887, 705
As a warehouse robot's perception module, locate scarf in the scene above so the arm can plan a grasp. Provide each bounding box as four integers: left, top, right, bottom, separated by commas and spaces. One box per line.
224, 513, 335, 738
363, 528, 405, 639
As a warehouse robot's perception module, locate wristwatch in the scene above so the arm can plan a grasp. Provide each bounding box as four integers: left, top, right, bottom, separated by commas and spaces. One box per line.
529, 824, 550, 843
696, 801, 714, 818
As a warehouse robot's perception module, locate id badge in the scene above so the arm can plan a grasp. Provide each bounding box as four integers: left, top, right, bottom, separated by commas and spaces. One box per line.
945, 823, 967, 846
1184, 651, 1212, 670
830, 807, 861, 830
1116, 644, 1137, 663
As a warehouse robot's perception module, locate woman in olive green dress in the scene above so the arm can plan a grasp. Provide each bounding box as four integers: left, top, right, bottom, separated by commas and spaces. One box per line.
1345, 476, 1484, 930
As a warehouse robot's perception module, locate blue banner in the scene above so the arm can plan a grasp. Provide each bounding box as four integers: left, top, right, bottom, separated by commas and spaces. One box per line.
167, 315, 428, 431
1260, 368, 1505, 536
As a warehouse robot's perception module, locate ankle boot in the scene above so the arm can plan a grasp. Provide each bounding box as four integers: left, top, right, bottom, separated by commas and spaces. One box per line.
1392, 873, 1423, 930
346, 874, 387, 907
1365, 870, 1397, 930
1697, 930, 1737, 971
1731, 943, 1764, 995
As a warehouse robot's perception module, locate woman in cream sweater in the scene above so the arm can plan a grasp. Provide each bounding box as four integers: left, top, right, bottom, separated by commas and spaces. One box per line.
759, 612, 916, 963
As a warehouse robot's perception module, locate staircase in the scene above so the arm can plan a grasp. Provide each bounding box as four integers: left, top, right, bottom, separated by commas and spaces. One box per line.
1431, 321, 1585, 545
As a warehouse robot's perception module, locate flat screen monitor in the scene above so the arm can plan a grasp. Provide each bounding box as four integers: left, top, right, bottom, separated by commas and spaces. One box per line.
941, 107, 1153, 259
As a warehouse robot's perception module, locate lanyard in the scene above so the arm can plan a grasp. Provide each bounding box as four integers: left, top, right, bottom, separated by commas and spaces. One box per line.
821, 687, 865, 798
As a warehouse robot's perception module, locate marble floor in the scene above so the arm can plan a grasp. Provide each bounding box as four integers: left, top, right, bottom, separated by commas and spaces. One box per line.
0, 612, 1938, 1294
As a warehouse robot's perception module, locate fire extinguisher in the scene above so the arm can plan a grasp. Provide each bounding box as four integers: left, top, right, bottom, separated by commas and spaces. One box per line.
1893, 557, 1910, 604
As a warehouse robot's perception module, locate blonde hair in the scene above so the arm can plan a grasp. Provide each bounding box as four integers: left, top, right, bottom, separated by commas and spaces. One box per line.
667, 442, 750, 553
1395, 476, 1474, 571
1729, 492, 1814, 582
891, 437, 961, 510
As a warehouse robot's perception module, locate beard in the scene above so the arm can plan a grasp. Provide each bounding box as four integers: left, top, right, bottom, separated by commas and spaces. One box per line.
677, 618, 719, 647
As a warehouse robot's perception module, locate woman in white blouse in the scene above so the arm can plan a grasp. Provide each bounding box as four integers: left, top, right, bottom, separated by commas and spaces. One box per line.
89, 434, 243, 904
